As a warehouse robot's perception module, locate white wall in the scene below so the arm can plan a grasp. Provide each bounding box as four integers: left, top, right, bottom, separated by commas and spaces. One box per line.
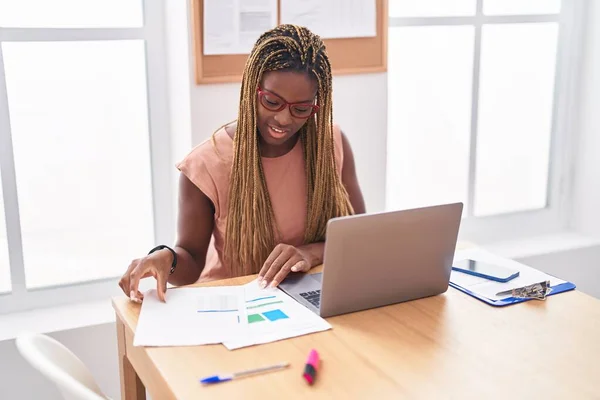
164, 0, 194, 225
571, 0, 600, 237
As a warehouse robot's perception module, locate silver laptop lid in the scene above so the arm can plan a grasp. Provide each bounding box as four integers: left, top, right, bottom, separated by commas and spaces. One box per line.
318, 203, 463, 317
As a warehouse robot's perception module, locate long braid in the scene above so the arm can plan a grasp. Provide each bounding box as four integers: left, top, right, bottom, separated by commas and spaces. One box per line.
224, 25, 354, 276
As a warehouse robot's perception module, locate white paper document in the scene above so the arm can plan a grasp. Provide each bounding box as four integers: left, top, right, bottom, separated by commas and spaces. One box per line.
451, 248, 565, 301
280, 0, 376, 39
223, 280, 331, 350
133, 280, 331, 349
133, 286, 247, 347
203, 0, 277, 55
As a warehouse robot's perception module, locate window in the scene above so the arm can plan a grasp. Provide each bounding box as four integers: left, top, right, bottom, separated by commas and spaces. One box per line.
0, 1, 172, 313
387, 0, 581, 242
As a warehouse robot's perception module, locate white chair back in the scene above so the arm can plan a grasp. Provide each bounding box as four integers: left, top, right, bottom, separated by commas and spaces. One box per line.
16, 333, 110, 400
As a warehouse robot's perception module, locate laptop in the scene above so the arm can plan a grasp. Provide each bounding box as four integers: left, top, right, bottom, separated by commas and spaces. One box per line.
279, 202, 463, 318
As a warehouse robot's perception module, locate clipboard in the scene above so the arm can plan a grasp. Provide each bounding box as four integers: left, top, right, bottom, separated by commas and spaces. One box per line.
449, 281, 577, 307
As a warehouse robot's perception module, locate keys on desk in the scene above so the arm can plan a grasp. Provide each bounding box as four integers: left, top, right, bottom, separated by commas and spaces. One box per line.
300, 290, 321, 308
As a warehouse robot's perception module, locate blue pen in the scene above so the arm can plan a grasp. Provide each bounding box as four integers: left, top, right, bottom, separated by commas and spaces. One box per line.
200, 362, 290, 384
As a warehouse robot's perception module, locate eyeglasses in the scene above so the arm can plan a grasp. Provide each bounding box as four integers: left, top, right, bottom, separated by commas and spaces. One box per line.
257, 87, 319, 119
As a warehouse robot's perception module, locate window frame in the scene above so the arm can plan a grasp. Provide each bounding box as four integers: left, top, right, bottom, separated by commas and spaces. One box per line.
0, 0, 174, 314
386, 0, 585, 244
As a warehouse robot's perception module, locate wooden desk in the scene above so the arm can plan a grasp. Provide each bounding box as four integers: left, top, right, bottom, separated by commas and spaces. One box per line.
113, 266, 600, 399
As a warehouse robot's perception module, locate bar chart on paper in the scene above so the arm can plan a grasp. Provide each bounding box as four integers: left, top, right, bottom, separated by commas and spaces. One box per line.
246, 295, 289, 323
222, 281, 331, 350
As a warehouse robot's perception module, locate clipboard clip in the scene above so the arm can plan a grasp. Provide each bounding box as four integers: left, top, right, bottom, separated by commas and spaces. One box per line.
496, 280, 552, 300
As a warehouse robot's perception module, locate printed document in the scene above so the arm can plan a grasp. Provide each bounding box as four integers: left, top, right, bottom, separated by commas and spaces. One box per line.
280, 0, 376, 39
133, 279, 330, 349
133, 286, 247, 346
203, 0, 277, 55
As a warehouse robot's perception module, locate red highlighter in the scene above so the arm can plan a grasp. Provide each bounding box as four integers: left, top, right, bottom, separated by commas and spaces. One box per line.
303, 349, 320, 385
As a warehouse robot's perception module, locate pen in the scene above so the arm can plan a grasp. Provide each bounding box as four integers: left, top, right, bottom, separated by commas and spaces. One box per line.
200, 362, 289, 384
303, 349, 320, 385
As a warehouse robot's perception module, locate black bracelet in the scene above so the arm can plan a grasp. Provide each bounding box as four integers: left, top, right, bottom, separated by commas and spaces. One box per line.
148, 245, 177, 275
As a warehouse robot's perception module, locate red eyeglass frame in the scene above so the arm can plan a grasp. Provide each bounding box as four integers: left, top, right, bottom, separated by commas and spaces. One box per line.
257, 87, 320, 118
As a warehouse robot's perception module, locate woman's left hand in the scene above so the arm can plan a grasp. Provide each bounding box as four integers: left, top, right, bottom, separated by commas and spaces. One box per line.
258, 243, 311, 288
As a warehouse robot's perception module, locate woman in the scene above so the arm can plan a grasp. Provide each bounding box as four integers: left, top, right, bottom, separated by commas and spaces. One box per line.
119, 24, 365, 302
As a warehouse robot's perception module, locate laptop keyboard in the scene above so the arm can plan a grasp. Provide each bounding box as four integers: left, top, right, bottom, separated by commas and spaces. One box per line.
299, 290, 321, 308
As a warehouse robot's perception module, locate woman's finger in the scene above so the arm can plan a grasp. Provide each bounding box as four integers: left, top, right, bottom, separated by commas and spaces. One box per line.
271, 259, 307, 288
119, 259, 139, 296
128, 260, 150, 302
156, 267, 168, 303
259, 244, 284, 282
291, 259, 311, 273
261, 250, 291, 287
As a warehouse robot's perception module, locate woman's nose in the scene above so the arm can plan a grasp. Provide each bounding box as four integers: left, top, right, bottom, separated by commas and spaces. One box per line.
273, 106, 293, 126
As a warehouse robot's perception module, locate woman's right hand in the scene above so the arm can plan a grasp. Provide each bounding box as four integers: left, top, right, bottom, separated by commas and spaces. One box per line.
118, 248, 172, 303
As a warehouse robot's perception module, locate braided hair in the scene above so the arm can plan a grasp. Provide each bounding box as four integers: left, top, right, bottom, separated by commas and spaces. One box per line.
223, 24, 354, 276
